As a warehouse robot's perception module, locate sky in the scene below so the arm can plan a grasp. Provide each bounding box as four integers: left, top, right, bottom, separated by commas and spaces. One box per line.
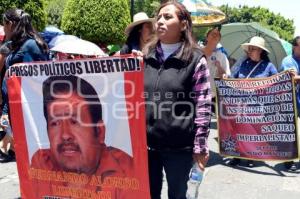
208, 0, 300, 37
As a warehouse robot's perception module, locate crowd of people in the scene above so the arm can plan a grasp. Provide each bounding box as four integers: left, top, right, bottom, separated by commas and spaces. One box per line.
0, 1, 300, 199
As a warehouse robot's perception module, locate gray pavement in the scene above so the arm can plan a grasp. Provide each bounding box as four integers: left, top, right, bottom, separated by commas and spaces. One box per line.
1, 118, 300, 199
0, 161, 20, 199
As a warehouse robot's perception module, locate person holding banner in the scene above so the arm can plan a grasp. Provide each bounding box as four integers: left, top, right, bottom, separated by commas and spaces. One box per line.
0, 9, 48, 143
120, 12, 154, 54
143, 2, 211, 199
227, 36, 278, 167
280, 36, 300, 171
30, 75, 134, 198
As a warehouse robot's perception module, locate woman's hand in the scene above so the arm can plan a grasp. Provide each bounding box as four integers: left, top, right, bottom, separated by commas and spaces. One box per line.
131, 50, 144, 65
131, 49, 143, 57
289, 69, 300, 83
193, 153, 209, 171
221, 74, 228, 79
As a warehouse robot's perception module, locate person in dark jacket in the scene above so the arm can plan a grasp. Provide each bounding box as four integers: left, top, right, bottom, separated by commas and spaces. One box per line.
143, 2, 212, 199
120, 12, 154, 54
1, 9, 48, 155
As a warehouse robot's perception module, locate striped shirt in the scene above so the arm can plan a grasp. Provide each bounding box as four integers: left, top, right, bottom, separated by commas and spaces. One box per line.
193, 57, 212, 154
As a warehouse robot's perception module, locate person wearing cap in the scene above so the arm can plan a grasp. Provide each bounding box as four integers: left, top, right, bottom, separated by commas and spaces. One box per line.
227, 36, 278, 167
280, 36, 300, 171
120, 12, 154, 54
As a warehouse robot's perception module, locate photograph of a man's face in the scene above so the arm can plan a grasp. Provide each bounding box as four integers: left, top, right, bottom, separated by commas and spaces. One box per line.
30, 75, 133, 176
47, 91, 103, 174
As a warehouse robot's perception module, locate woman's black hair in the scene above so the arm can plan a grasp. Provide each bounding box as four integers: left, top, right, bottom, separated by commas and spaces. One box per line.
3, 8, 48, 53
120, 23, 143, 54
261, 50, 270, 62
126, 23, 143, 46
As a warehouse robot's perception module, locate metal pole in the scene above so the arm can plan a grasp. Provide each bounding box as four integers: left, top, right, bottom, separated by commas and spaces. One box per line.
130, 0, 134, 22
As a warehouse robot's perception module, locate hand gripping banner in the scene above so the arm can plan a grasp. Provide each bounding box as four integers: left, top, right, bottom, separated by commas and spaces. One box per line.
215, 71, 299, 161
7, 55, 150, 199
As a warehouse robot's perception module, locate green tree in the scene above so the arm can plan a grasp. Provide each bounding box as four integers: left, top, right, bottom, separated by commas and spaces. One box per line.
220, 5, 295, 42
45, 0, 67, 28
131, 0, 160, 17
62, 0, 130, 44
192, 26, 209, 43
0, 0, 47, 31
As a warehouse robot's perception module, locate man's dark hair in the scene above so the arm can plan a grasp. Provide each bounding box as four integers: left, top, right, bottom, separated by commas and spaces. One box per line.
42, 75, 102, 130
292, 36, 300, 47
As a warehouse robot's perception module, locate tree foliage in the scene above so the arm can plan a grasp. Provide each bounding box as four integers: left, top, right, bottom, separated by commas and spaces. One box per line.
61, 0, 130, 44
220, 5, 295, 42
131, 0, 160, 17
45, 0, 67, 28
0, 0, 47, 31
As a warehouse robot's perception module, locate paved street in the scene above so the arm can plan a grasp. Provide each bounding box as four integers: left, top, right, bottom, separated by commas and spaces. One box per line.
0, 161, 19, 199
1, 118, 300, 199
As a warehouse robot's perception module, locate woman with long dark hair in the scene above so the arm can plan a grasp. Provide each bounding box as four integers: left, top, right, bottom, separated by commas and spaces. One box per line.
143, 2, 212, 198
0, 9, 48, 157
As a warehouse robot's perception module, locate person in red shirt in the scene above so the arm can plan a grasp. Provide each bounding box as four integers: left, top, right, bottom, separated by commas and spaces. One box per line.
30, 75, 134, 199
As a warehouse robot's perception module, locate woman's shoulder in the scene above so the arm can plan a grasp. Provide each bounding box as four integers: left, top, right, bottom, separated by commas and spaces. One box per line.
19, 38, 48, 61
192, 47, 204, 58
22, 38, 46, 55
266, 61, 278, 71
260, 60, 278, 75
22, 38, 39, 49
263, 60, 276, 68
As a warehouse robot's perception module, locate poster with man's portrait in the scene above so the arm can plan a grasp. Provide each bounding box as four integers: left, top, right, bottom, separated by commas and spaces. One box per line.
7, 55, 150, 199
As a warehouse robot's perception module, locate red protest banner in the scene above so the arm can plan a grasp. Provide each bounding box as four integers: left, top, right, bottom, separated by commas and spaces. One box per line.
215, 71, 299, 161
7, 55, 150, 199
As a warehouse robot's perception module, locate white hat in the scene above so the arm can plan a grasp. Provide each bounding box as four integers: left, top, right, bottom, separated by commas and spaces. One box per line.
125, 12, 154, 36
241, 36, 270, 53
